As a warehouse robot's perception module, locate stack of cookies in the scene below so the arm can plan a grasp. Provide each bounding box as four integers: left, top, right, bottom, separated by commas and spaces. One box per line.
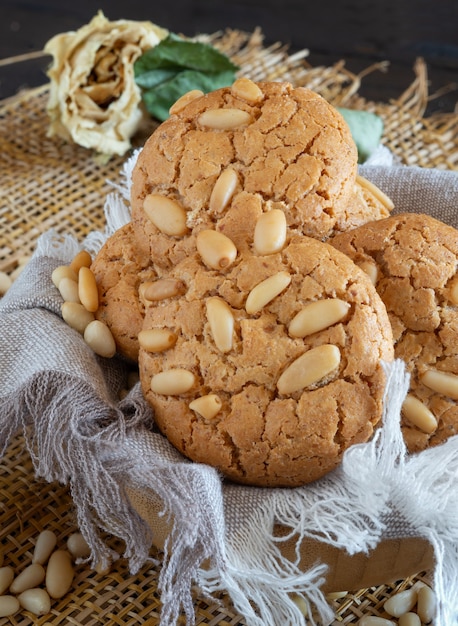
83, 79, 457, 487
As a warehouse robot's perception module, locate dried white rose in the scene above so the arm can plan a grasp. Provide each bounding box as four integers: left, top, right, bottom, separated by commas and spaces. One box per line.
44, 11, 168, 156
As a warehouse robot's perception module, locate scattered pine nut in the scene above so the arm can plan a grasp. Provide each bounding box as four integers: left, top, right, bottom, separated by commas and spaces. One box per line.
17, 588, 51, 616
32, 530, 58, 565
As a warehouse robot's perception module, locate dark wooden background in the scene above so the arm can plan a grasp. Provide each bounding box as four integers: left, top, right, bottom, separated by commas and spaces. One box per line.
1, 0, 457, 114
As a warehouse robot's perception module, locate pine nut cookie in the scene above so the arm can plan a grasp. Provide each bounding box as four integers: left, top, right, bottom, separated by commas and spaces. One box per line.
138, 235, 394, 487
130, 80, 390, 273
91, 223, 156, 361
331, 212, 458, 452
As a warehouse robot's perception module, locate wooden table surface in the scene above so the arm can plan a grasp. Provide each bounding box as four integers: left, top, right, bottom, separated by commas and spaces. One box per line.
1, 0, 457, 114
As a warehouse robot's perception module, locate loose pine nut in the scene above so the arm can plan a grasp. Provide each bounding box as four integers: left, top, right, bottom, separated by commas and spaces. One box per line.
169, 89, 204, 115
0, 596, 20, 618
245, 271, 291, 314
277, 344, 341, 395
196, 229, 237, 270
138, 328, 177, 352
143, 194, 188, 236
326, 591, 348, 601
402, 394, 438, 433
189, 394, 222, 419
420, 369, 458, 399
140, 278, 186, 301
0, 567, 14, 594
231, 77, 264, 103
70, 250, 92, 274
78, 266, 99, 313
198, 108, 252, 130
288, 298, 350, 338
84, 320, 117, 358
10, 563, 45, 595
209, 168, 238, 213
417, 584, 436, 623
67, 532, 91, 559
358, 260, 379, 285
253, 209, 287, 255
18, 588, 51, 616
356, 175, 394, 211
398, 613, 421, 626
0, 271, 13, 295
58, 277, 80, 303
51, 265, 77, 288
45, 550, 74, 599
384, 587, 417, 617
291, 594, 308, 617
32, 530, 57, 565
151, 369, 196, 395
206, 297, 234, 352
357, 618, 395, 626
62, 302, 95, 334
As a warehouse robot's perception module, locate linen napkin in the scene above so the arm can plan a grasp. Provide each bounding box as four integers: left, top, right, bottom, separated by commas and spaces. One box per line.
1, 160, 458, 626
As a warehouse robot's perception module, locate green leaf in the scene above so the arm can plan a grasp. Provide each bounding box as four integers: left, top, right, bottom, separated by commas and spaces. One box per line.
338, 107, 384, 163
141, 69, 236, 122
134, 34, 239, 121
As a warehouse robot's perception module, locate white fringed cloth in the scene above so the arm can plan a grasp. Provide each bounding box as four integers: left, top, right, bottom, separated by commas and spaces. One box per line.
1, 153, 458, 626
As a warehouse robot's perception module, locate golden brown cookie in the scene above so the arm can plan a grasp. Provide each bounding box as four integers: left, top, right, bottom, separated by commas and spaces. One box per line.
130, 80, 368, 272
331, 213, 458, 452
138, 235, 394, 487
91, 223, 157, 361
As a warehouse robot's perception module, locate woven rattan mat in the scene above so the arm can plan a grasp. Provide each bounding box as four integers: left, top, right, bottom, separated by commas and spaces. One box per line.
1, 28, 454, 624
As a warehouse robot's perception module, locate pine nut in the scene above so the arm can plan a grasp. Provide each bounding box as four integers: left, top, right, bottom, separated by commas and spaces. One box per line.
384, 587, 417, 617
0, 271, 13, 295
356, 175, 394, 211
253, 209, 287, 255
84, 320, 117, 358
45, 550, 74, 599
398, 613, 421, 626
0, 567, 14, 594
138, 328, 177, 352
143, 194, 188, 236
18, 588, 51, 616
245, 271, 291, 314
58, 277, 80, 303
206, 297, 234, 352
417, 584, 436, 623
78, 266, 99, 313
10, 563, 45, 595
51, 265, 77, 288
231, 77, 264, 103
357, 618, 395, 626
169, 89, 204, 115
420, 368, 458, 399
62, 301, 95, 334
140, 278, 186, 301
70, 249, 92, 274
402, 394, 438, 433
67, 532, 91, 559
277, 344, 341, 395
449, 276, 458, 305
151, 369, 196, 395
196, 229, 237, 270
209, 168, 238, 213
358, 260, 379, 285
198, 108, 252, 130
326, 591, 348, 600
0, 596, 20, 618
189, 394, 222, 419
32, 530, 57, 565
291, 594, 309, 617
288, 298, 350, 338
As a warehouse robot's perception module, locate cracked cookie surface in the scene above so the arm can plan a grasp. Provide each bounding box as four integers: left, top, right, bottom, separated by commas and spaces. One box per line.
130, 80, 389, 270
331, 212, 458, 452
138, 235, 393, 487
